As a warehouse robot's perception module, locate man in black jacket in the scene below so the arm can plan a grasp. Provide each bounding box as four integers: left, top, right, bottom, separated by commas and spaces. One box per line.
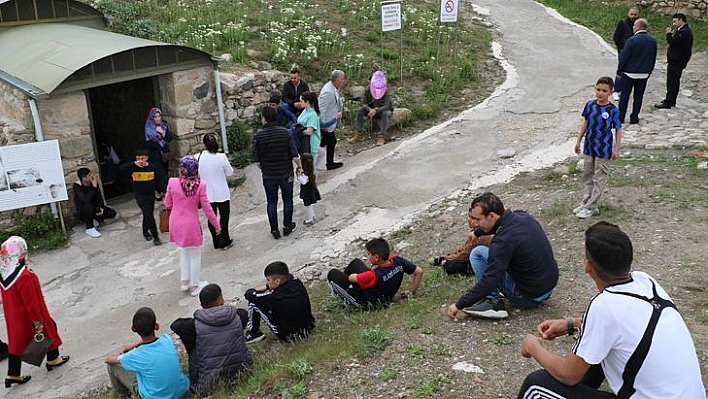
616, 18, 657, 124
447, 193, 558, 319
611, 6, 639, 101
655, 13, 693, 109
170, 284, 252, 396
252, 107, 302, 239
280, 68, 309, 117
243, 261, 315, 343
73, 168, 116, 238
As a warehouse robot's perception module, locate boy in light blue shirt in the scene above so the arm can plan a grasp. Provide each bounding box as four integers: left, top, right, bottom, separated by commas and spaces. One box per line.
105, 307, 189, 399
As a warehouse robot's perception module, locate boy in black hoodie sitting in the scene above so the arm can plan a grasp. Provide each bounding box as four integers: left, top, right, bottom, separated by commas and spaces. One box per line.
244, 261, 315, 343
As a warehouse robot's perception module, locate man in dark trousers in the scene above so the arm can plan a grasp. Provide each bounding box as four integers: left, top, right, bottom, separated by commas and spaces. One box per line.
655, 13, 693, 109
251, 106, 302, 239
616, 18, 657, 124
73, 168, 116, 238
447, 192, 558, 320
611, 6, 639, 101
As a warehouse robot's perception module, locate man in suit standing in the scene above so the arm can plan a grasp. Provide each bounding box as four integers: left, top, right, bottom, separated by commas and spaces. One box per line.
616, 18, 657, 124
611, 6, 639, 101
319, 70, 346, 170
655, 13, 693, 109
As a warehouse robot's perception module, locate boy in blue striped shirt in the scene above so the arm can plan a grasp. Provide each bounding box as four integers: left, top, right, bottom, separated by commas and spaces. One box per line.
573, 77, 623, 219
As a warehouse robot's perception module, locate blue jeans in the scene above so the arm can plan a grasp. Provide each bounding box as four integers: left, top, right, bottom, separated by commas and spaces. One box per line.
469, 246, 552, 307
262, 174, 294, 231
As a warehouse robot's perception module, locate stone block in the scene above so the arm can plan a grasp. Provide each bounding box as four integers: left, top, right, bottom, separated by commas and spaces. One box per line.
390, 108, 411, 126
173, 118, 195, 135
59, 136, 94, 158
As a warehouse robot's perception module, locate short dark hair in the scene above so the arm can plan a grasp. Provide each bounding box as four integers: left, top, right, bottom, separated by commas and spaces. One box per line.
132, 307, 157, 337
596, 76, 614, 90
290, 68, 300, 75
672, 13, 687, 22
365, 238, 390, 260
262, 106, 277, 123
203, 133, 219, 153
134, 147, 149, 157
264, 261, 289, 280
584, 221, 634, 280
470, 192, 504, 217
199, 283, 222, 307
77, 167, 91, 180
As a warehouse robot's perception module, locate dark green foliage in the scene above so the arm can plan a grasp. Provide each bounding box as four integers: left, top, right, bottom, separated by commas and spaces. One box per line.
1, 213, 68, 251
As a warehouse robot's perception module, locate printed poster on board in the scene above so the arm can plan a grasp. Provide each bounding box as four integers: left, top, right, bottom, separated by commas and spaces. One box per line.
0, 140, 68, 212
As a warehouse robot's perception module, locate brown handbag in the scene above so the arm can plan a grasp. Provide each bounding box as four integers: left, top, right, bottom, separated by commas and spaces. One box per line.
159, 208, 171, 233
21, 333, 54, 367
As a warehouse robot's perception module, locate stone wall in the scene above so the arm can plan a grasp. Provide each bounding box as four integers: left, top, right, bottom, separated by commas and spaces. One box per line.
638, 0, 708, 20
0, 80, 32, 146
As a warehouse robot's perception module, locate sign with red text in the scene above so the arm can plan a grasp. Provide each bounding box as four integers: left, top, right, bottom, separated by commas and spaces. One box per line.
381, 1, 402, 32
440, 0, 459, 23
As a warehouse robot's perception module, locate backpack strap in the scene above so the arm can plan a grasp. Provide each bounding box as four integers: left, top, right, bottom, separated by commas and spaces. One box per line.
606, 281, 676, 399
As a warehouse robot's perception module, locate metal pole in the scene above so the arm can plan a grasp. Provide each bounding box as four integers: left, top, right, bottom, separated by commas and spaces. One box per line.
213, 64, 229, 154
29, 98, 59, 217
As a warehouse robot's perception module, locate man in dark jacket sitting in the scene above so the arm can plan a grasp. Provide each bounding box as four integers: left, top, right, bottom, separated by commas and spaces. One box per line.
447, 192, 559, 320
171, 284, 252, 396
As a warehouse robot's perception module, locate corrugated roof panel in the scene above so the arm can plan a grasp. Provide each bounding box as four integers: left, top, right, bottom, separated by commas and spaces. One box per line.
0, 23, 202, 96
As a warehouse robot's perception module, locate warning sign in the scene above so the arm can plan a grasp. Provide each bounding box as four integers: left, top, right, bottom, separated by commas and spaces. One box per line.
381, 2, 402, 32
440, 0, 459, 23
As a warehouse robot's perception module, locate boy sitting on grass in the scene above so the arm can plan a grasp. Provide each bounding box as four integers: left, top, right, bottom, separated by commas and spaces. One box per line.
105, 307, 189, 399
244, 261, 315, 344
327, 238, 424, 310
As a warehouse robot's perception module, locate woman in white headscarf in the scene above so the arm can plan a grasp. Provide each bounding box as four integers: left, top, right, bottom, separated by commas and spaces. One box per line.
0, 236, 69, 388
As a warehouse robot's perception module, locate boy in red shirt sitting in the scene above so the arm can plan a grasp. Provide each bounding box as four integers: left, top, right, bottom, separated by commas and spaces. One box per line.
327, 238, 423, 310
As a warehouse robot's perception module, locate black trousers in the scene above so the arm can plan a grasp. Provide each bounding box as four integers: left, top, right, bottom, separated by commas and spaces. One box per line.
135, 194, 157, 238
517, 366, 616, 399
320, 130, 337, 167
327, 258, 370, 306
617, 74, 648, 123
78, 204, 117, 229
207, 201, 231, 248
664, 63, 685, 106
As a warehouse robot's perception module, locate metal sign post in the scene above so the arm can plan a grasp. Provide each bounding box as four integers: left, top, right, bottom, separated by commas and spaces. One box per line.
380, 0, 403, 80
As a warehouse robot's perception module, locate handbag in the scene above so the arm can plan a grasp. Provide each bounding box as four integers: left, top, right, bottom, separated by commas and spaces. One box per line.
159, 208, 171, 233
21, 333, 54, 367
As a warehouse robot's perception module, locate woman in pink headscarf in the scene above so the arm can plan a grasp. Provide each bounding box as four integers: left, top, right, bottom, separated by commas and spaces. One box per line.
351, 70, 393, 146
165, 156, 221, 297
0, 236, 70, 388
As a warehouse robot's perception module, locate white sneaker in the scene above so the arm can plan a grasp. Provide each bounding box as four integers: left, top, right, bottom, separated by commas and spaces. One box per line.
572, 204, 586, 214
191, 281, 209, 297
85, 228, 101, 238
576, 208, 599, 219
612, 92, 620, 101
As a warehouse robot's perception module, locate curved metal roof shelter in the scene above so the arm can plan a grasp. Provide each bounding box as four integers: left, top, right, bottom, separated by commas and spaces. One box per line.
0, 0, 216, 99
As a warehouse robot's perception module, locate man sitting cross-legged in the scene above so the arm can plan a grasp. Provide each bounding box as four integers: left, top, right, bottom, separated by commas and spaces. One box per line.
517, 221, 705, 399
171, 283, 252, 396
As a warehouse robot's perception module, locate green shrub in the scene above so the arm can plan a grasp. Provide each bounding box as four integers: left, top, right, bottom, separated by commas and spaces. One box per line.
1, 213, 68, 251
226, 121, 250, 152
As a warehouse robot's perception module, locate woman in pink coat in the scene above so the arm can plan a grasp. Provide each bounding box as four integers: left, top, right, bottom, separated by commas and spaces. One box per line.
165, 156, 221, 296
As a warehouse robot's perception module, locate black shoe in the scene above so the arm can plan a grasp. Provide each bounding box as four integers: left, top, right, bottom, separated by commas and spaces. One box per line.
654, 101, 672, 109
144, 233, 152, 241
153, 237, 162, 246
221, 239, 234, 250
461, 298, 508, 319
327, 162, 343, 170
245, 330, 266, 344
629, 119, 640, 125
283, 222, 297, 236
4, 376, 30, 388
46, 355, 70, 371
271, 229, 281, 239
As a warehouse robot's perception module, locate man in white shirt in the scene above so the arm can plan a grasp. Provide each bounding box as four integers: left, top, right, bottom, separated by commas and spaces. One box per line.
518, 221, 705, 399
